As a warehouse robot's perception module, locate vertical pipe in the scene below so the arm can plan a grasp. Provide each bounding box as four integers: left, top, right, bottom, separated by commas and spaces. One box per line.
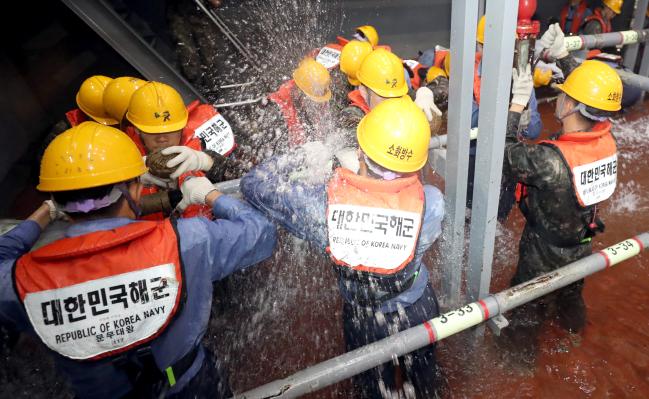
623, 0, 649, 70
466, 0, 518, 303
441, 0, 479, 307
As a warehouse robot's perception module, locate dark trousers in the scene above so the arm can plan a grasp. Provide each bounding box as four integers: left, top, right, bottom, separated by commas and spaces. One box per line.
342, 282, 440, 398
507, 225, 591, 339
170, 348, 232, 399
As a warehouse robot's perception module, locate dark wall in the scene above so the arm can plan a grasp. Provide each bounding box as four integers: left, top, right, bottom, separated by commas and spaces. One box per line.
0, 2, 139, 217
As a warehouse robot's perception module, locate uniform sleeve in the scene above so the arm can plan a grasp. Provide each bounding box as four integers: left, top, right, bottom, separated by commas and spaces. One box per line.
178, 195, 277, 281
0, 221, 41, 328
416, 186, 444, 255
520, 90, 542, 140
557, 55, 581, 80
240, 154, 329, 249
504, 116, 564, 189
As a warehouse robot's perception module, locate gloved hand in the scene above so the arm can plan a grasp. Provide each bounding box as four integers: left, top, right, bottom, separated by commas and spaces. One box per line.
538, 23, 568, 61
44, 200, 69, 222
177, 176, 217, 211
141, 171, 175, 189
414, 87, 442, 122
511, 65, 534, 108
161, 146, 214, 179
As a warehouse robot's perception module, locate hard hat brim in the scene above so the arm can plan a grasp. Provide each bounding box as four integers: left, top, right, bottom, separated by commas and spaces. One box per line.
128, 117, 189, 134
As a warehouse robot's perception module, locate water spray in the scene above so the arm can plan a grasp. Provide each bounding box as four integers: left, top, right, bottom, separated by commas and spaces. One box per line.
235, 233, 649, 398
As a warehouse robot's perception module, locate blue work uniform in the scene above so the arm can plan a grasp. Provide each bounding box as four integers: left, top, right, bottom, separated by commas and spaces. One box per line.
0, 196, 276, 398
240, 152, 444, 397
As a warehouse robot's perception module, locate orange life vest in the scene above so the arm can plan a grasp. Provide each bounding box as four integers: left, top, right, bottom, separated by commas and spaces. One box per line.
268, 80, 307, 147
184, 100, 236, 156
326, 168, 424, 275
539, 121, 617, 207
582, 8, 612, 34
474, 52, 483, 105
432, 48, 449, 69
347, 90, 370, 114
14, 220, 184, 361
560, 0, 589, 35
403, 59, 424, 90
65, 109, 88, 127
126, 108, 213, 221
312, 43, 343, 70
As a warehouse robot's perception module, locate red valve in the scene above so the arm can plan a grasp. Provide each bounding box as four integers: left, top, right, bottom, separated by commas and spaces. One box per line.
517, 0, 540, 38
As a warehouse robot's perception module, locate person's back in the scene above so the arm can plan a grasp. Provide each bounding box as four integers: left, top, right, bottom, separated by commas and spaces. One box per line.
0, 122, 276, 398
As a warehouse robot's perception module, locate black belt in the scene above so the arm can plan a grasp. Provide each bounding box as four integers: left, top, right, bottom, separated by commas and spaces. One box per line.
340, 267, 421, 307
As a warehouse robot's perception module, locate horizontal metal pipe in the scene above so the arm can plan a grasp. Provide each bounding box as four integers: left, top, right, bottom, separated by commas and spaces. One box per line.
235, 233, 649, 398
565, 29, 649, 51
428, 128, 478, 150
617, 68, 649, 91
214, 97, 265, 108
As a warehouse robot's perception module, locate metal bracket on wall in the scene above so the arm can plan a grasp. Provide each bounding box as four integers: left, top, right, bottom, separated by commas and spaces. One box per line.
60, 0, 206, 104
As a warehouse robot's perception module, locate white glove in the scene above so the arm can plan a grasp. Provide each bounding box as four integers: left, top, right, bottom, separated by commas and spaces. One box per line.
161, 146, 214, 179
334, 147, 360, 173
141, 171, 175, 189
538, 23, 568, 61
177, 176, 217, 211
414, 87, 442, 122
44, 200, 69, 222
511, 65, 534, 108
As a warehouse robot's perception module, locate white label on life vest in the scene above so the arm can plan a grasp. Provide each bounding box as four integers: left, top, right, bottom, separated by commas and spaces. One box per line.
572, 153, 617, 206
327, 204, 421, 271
23, 264, 179, 360
194, 113, 235, 155
403, 59, 420, 70
316, 46, 341, 69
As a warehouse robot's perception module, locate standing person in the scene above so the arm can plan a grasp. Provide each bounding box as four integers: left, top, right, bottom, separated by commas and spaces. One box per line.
125, 81, 236, 218
581, 0, 622, 34
559, 0, 593, 35
502, 24, 621, 358
0, 121, 276, 398
241, 97, 444, 398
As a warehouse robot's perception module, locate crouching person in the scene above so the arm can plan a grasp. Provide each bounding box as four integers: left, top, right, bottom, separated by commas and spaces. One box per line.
0, 122, 276, 398
241, 97, 444, 397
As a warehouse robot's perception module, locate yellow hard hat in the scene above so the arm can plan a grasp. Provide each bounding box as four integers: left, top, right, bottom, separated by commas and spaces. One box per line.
76, 75, 118, 125
477, 15, 486, 44
357, 97, 430, 173
556, 60, 622, 111
356, 25, 379, 47
103, 76, 147, 123
533, 68, 553, 88
426, 66, 447, 83
444, 54, 451, 76
292, 58, 332, 102
340, 40, 374, 86
603, 0, 623, 14
357, 48, 408, 98
38, 122, 147, 192
126, 82, 188, 133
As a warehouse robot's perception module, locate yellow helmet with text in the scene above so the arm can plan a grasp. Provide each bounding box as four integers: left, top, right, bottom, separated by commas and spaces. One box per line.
556, 60, 622, 111
357, 97, 430, 173
126, 82, 188, 133
357, 48, 408, 97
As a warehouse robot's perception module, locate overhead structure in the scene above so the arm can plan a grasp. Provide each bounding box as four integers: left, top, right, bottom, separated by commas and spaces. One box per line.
60, 0, 206, 103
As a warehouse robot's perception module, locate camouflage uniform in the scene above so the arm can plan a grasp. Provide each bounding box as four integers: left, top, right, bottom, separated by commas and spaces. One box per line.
502, 56, 603, 337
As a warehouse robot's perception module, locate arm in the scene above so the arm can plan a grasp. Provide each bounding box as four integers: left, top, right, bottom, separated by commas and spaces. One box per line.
240, 153, 329, 249
415, 186, 444, 255
179, 195, 277, 282
518, 90, 542, 140
581, 20, 602, 36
